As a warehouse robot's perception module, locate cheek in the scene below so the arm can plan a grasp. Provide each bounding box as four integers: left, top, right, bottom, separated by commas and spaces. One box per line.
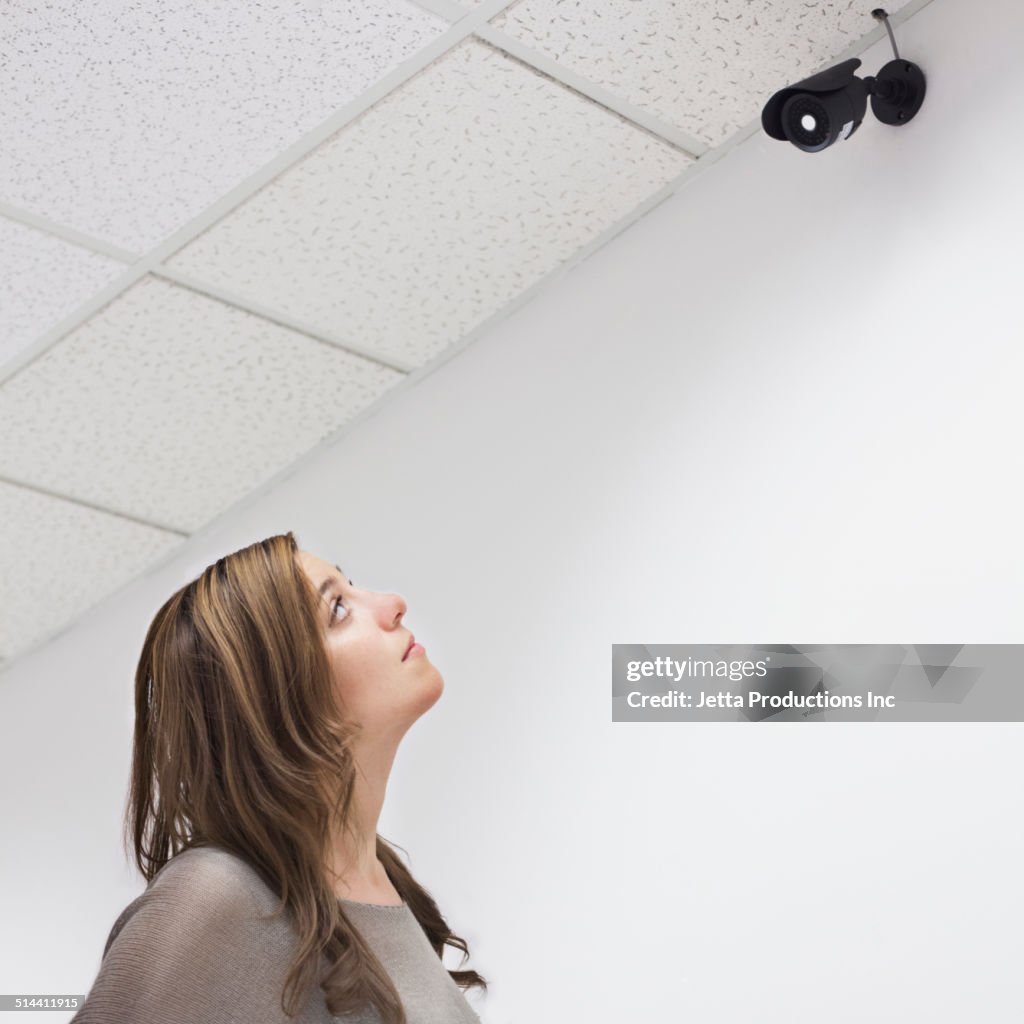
329, 642, 389, 704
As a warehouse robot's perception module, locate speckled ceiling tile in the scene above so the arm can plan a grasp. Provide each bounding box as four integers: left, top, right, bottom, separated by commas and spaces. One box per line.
491, 0, 916, 147
0, 480, 183, 665
165, 37, 692, 367
0, 0, 450, 253
0, 275, 405, 533
0, 215, 128, 368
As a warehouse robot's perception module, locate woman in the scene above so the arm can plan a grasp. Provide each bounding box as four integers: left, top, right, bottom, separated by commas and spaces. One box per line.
73, 532, 487, 1024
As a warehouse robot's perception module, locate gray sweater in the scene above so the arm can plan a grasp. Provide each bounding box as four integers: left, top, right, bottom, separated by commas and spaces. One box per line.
71, 845, 482, 1023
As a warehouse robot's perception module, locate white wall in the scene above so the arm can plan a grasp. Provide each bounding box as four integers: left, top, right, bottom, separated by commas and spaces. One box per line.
2, 0, 1022, 1020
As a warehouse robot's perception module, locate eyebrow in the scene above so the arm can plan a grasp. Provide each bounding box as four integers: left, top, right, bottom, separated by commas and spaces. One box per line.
317, 565, 347, 602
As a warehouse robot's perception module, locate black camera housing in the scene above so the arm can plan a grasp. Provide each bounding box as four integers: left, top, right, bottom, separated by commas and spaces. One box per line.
762, 56, 926, 153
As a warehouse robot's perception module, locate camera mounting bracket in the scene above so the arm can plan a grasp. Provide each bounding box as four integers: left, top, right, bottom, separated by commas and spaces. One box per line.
864, 59, 927, 125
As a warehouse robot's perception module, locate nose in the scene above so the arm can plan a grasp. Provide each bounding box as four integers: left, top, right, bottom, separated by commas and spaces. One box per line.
385, 591, 407, 628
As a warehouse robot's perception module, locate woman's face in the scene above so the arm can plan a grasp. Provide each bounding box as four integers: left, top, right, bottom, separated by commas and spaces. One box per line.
296, 549, 443, 740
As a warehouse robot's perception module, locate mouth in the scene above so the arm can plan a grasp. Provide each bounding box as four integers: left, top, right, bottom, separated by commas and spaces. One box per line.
402, 635, 416, 661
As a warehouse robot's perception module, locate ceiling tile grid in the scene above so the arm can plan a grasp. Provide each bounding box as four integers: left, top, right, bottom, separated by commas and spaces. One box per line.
0, 215, 127, 367
489, 0, 915, 147
0, 275, 405, 534
163, 36, 693, 367
0, 480, 183, 664
0, 0, 451, 253
0, 0, 907, 671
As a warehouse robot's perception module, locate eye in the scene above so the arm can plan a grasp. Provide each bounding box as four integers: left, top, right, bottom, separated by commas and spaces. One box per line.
330, 594, 349, 625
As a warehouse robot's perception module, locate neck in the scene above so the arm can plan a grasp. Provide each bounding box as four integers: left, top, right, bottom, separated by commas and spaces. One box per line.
325, 735, 399, 891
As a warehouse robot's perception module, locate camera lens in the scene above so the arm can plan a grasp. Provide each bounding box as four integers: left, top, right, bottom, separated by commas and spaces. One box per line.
781, 94, 831, 152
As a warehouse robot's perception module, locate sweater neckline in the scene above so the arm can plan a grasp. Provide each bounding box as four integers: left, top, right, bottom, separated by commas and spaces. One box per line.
339, 896, 408, 909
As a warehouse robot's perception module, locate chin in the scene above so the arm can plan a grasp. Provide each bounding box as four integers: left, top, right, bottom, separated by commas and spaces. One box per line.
418, 666, 445, 713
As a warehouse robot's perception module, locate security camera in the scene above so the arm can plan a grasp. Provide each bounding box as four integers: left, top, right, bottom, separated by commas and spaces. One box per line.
761, 9, 926, 153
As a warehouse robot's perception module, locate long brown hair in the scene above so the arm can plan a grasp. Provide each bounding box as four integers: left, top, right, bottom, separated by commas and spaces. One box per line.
125, 531, 487, 1022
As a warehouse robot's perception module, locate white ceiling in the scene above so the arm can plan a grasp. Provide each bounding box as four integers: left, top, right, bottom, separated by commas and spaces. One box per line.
0, 0, 916, 669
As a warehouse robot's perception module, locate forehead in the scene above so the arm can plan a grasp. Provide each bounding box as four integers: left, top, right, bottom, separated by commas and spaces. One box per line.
296, 549, 336, 584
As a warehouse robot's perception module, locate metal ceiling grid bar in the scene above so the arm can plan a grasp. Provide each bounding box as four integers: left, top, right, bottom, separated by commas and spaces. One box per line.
0, 0, 521, 390
473, 24, 709, 157
0, 200, 138, 263
406, 0, 708, 155
151, 268, 418, 374
407, 0, 475, 22
0, 474, 189, 537
454, 0, 521, 24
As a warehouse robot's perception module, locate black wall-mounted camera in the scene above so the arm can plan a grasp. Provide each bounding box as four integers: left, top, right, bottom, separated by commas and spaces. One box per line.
761, 10, 926, 153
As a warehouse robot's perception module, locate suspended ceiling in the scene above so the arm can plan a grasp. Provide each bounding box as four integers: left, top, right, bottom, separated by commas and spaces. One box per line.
0, 0, 919, 670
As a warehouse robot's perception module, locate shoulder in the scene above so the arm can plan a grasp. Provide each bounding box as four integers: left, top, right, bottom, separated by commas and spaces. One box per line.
76, 847, 296, 1023
103, 845, 267, 957
152, 844, 267, 903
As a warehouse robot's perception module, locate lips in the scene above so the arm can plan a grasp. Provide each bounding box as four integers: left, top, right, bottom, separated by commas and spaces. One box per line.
402, 635, 416, 661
